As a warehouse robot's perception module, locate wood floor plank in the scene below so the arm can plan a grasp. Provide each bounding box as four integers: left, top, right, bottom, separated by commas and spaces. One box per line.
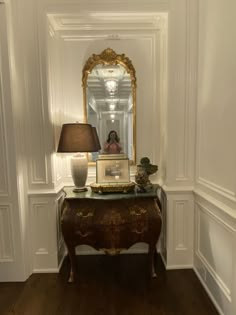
0, 254, 219, 315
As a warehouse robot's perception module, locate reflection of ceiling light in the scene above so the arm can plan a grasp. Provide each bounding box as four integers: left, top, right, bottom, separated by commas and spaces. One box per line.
111, 120, 114, 123
109, 104, 116, 111
110, 114, 115, 119
105, 80, 118, 94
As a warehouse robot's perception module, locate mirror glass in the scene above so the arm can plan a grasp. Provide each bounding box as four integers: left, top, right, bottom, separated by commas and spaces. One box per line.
82, 48, 136, 163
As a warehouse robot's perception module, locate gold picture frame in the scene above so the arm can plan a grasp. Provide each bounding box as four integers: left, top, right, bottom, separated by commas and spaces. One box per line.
96, 158, 130, 184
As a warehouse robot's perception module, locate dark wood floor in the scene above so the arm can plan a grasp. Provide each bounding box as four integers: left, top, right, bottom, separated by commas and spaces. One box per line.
0, 254, 219, 315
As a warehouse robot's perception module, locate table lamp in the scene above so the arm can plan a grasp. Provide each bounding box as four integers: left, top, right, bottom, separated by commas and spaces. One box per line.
57, 123, 100, 192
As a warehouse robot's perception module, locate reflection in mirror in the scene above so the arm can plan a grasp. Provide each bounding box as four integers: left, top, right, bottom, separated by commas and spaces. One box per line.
82, 48, 136, 163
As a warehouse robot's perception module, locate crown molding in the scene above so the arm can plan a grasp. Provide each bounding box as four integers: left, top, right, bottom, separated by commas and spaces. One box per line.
47, 12, 167, 32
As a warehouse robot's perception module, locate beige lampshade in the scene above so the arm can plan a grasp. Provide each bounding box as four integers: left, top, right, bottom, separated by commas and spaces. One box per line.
92, 127, 101, 151
57, 123, 99, 153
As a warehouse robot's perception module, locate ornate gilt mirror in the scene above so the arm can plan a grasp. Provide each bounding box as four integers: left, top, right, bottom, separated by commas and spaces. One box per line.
82, 48, 136, 164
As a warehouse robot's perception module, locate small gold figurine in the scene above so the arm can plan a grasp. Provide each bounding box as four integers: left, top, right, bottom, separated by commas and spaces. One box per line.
135, 157, 158, 192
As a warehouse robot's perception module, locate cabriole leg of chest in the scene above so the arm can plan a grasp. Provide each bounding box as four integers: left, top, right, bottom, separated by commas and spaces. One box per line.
147, 210, 162, 278
148, 243, 158, 278
61, 222, 78, 282
66, 244, 78, 283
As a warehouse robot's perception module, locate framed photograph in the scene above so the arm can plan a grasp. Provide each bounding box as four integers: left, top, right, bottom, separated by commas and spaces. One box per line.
96, 158, 130, 184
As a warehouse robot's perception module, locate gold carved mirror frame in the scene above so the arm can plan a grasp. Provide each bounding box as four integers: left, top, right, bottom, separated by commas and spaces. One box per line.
82, 48, 136, 164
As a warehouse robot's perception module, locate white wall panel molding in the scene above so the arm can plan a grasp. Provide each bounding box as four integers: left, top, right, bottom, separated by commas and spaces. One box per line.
62, 155, 73, 183
163, 185, 193, 194
196, 177, 236, 208
194, 189, 236, 228
166, 0, 198, 186
60, 31, 158, 42
30, 192, 64, 271
28, 184, 64, 197
48, 12, 167, 33
176, 0, 198, 182
0, 6, 13, 198
198, 177, 236, 201
30, 158, 49, 185
194, 199, 236, 315
18, 1, 53, 188
48, 23, 56, 38
197, 202, 236, 233
31, 200, 53, 256
0, 58, 10, 198
165, 191, 194, 268
174, 201, 188, 251
0, 204, 14, 262
46, 35, 65, 187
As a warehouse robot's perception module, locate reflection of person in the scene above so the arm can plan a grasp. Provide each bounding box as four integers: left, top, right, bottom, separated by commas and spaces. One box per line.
103, 130, 122, 154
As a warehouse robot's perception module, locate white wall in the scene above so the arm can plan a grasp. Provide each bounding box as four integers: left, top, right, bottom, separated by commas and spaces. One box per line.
194, 1, 236, 314
0, 1, 31, 281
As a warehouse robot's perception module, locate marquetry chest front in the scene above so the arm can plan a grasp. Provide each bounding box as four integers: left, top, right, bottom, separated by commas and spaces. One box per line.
61, 185, 163, 282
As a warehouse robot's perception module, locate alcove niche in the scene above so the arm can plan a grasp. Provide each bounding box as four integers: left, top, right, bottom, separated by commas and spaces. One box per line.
46, 12, 168, 188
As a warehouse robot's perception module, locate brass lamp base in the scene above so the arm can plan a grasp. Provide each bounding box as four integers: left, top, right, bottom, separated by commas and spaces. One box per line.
73, 187, 88, 193
71, 153, 88, 193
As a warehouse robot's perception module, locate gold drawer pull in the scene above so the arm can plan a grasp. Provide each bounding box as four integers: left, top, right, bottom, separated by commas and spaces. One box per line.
75, 230, 92, 238
132, 228, 145, 234
130, 206, 147, 216
76, 212, 93, 218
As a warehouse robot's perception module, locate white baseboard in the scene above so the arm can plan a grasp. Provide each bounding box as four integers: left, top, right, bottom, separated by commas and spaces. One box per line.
33, 268, 61, 273
165, 264, 193, 270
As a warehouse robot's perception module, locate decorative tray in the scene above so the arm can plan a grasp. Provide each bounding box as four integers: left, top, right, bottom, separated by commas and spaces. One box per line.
90, 182, 135, 194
